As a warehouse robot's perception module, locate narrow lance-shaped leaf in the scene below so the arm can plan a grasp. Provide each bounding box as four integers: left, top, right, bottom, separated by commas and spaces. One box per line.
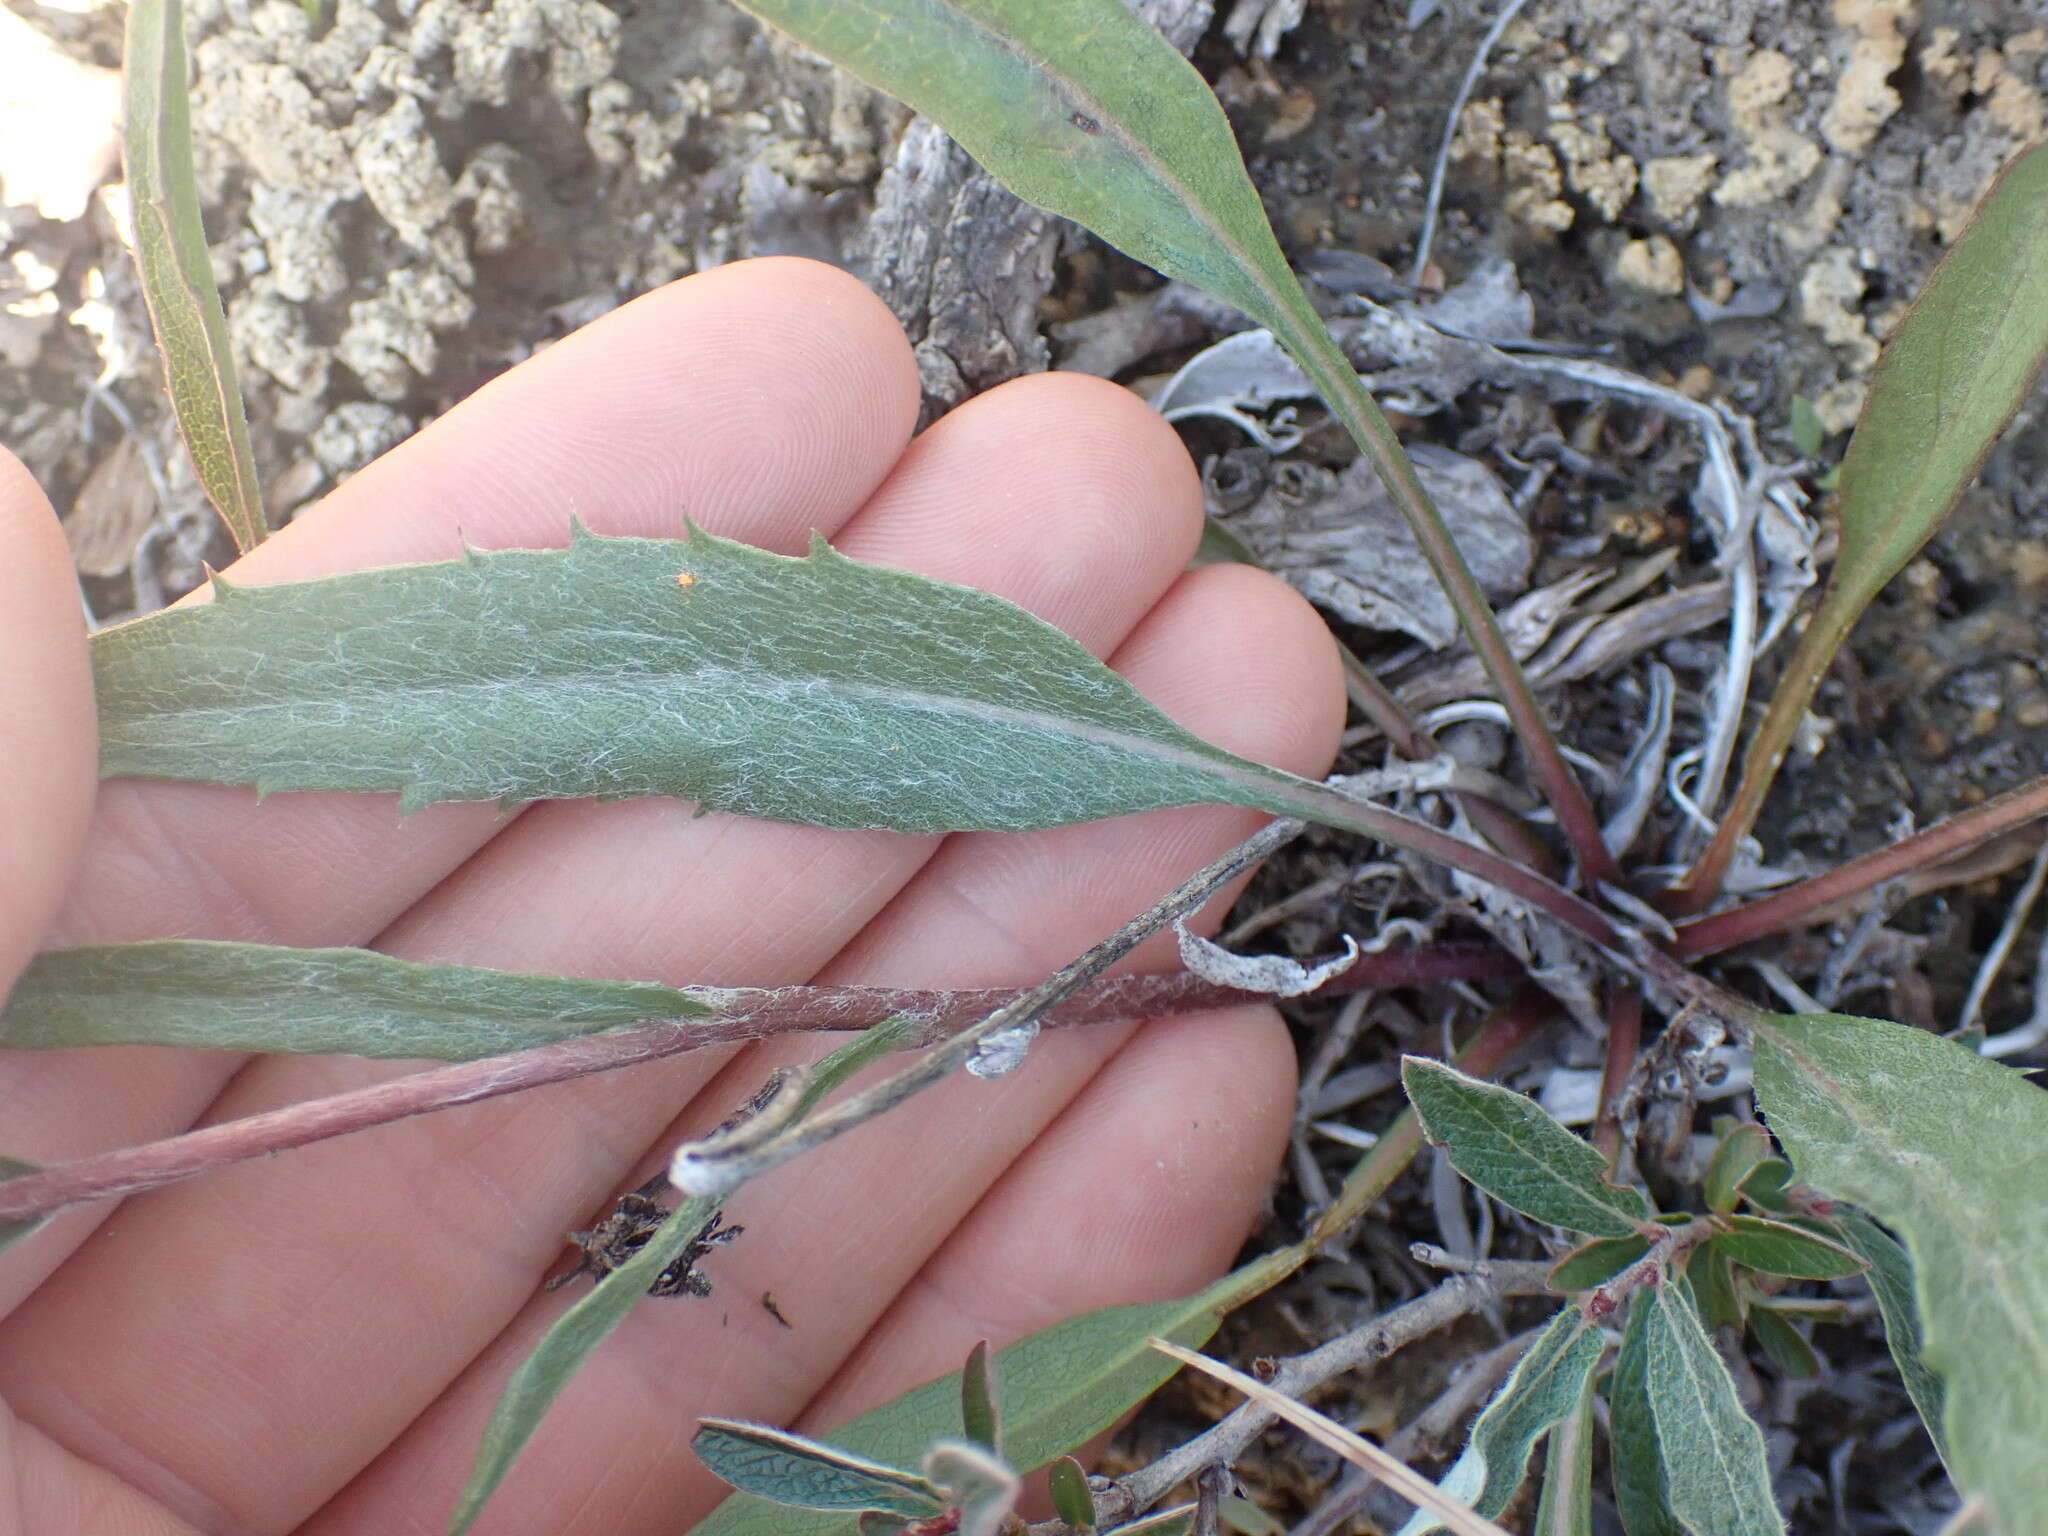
1638, 1280, 1785, 1536
90, 528, 1620, 948
449, 1020, 916, 1536
688, 1247, 1299, 1536
691, 1423, 943, 1518
1750, 1010, 2048, 1529
123, 0, 267, 552
1834, 1212, 1948, 1466
1394, 1306, 1607, 1535
1681, 140, 2048, 904
1402, 1058, 1652, 1238
2, 941, 709, 1060
722, 0, 1618, 882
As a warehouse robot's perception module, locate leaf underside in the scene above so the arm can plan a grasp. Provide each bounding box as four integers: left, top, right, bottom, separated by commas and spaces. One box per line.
692, 1421, 942, 1517
93, 525, 1298, 830
1638, 1283, 1784, 1536
2, 941, 708, 1060
1752, 1011, 2048, 1530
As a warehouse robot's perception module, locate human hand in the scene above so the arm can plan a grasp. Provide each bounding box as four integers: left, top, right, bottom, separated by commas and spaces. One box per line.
0, 257, 1341, 1535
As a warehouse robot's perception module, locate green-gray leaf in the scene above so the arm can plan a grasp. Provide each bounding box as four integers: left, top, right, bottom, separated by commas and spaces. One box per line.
0, 1158, 50, 1255
1709, 1215, 1863, 1282
1548, 1233, 1649, 1292
1395, 1305, 1606, 1534
1046, 1456, 1096, 1532
1533, 1371, 1596, 1536
692, 1422, 942, 1517
446, 1193, 722, 1535
1608, 1295, 1681, 1536
1402, 1058, 1652, 1238
725, 0, 1304, 339
1639, 1283, 1785, 1536
1836, 1212, 1947, 1466
960, 1339, 1000, 1454
2, 941, 708, 1059
688, 1252, 1290, 1536
452, 1022, 912, 1536
94, 526, 1304, 829
124, 0, 267, 553
1826, 140, 2048, 640
1751, 1011, 2047, 1528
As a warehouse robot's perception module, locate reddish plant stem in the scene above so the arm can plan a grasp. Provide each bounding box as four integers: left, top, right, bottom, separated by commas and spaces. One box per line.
0, 944, 1518, 1228
1594, 987, 1642, 1168
1673, 775, 2048, 958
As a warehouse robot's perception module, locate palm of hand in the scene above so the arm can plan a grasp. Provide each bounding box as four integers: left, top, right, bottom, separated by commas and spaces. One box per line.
0, 259, 1339, 1535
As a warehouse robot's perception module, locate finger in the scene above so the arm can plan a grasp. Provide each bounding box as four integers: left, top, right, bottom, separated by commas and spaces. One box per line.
800, 1000, 1295, 1431
0, 450, 94, 991
0, 260, 921, 1307
0, 452, 99, 1303
307, 563, 1341, 1536
5, 374, 1211, 1534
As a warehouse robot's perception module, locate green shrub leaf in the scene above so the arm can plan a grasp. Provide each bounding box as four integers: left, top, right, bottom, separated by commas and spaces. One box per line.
2, 941, 707, 1059
1395, 1306, 1605, 1534
692, 1422, 942, 1517
1548, 1233, 1649, 1292
687, 1253, 1291, 1536
1046, 1456, 1096, 1532
1751, 1011, 2048, 1527
1533, 1372, 1596, 1536
1402, 1058, 1652, 1237
1835, 1212, 1947, 1465
960, 1340, 1000, 1455
1709, 1215, 1864, 1282
1702, 1123, 1772, 1216
1638, 1283, 1785, 1536
1608, 1295, 1682, 1536
123, 0, 267, 552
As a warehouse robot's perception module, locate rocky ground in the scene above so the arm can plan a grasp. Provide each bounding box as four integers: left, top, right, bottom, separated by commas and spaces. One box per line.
4, 0, 2047, 1529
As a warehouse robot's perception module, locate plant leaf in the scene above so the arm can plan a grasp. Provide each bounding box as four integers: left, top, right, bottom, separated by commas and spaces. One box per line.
1548, 1233, 1649, 1292
960, 1340, 1000, 1454
1394, 1306, 1606, 1535
1638, 1282, 1785, 1536
94, 525, 1307, 827
724, 0, 1301, 335
688, 1250, 1296, 1536
1607, 1294, 1682, 1536
0, 1158, 50, 1255
1532, 1370, 1596, 1536
1826, 140, 2048, 638
1679, 141, 2048, 904
451, 1022, 912, 1536
1751, 1010, 2048, 1527
1835, 1212, 1948, 1465
692, 1422, 942, 1517
1745, 1304, 1821, 1379
1709, 1215, 1864, 1282
445, 1192, 722, 1535
1686, 1243, 1743, 1336
123, 0, 267, 552
1046, 1456, 1096, 1532
1703, 1123, 1773, 1215
89, 525, 1611, 942
1402, 1058, 1652, 1238
2, 941, 708, 1059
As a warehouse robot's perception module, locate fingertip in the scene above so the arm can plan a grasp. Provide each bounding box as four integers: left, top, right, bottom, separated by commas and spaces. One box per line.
0, 450, 95, 987
1117, 559, 1347, 780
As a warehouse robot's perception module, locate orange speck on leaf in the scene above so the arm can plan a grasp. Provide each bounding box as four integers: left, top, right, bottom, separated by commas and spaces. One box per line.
675, 572, 697, 588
